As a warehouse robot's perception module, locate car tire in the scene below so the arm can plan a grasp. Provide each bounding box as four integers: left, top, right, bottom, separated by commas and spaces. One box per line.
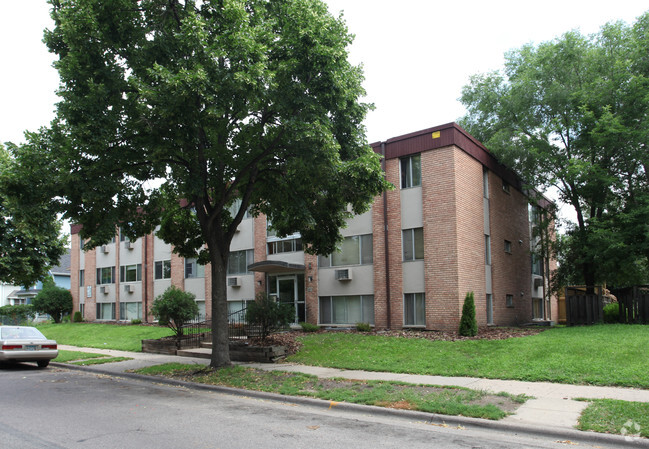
37, 360, 50, 368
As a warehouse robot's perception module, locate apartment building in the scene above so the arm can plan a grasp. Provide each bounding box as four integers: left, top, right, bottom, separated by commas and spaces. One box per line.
69, 122, 557, 330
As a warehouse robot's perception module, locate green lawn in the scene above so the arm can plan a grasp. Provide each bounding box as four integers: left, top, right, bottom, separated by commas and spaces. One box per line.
288, 325, 649, 388
578, 399, 649, 438
37, 323, 173, 352
134, 363, 526, 420
35, 323, 649, 388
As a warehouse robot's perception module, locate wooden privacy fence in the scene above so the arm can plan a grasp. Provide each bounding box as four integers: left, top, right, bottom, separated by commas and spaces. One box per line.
565, 288, 603, 326
613, 286, 649, 324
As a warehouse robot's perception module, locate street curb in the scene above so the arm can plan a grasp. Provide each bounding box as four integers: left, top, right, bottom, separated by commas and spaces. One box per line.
52, 362, 649, 448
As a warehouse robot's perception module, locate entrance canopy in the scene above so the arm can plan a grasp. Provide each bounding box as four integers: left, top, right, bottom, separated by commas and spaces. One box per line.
247, 261, 305, 274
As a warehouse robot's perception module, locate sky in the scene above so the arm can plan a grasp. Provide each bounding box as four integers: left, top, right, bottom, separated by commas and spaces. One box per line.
1, 1, 648, 221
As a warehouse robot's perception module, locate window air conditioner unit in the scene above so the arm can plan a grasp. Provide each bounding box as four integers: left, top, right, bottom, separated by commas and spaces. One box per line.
227, 277, 241, 287
335, 268, 352, 281
124, 284, 134, 293
533, 278, 543, 288
101, 245, 109, 254
100, 285, 109, 294
125, 241, 134, 250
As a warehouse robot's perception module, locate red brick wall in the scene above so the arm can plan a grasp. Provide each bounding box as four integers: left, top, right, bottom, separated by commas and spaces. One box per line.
85, 246, 97, 321
70, 232, 80, 314
143, 233, 155, 322
372, 192, 388, 328
488, 172, 532, 325
422, 146, 461, 330
374, 157, 403, 329
170, 253, 185, 290
454, 148, 488, 327
253, 214, 267, 298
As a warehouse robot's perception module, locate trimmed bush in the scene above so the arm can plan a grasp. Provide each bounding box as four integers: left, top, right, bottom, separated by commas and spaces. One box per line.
151, 286, 199, 348
299, 322, 319, 332
459, 291, 478, 337
131, 318, 142, 325
356, 322, 372, 332
245, 292, 294, 340
603, 302, 619, 323
73, 311, 83, 322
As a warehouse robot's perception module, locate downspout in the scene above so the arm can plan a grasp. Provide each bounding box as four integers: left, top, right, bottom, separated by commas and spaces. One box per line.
143, 234, 148, 323
381, 143, 391, 329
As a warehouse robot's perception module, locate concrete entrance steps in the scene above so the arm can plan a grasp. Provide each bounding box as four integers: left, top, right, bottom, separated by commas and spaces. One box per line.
177, 347, 212, 359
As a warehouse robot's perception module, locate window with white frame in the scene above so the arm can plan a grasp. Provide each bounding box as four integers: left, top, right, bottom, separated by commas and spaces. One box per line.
267, 238, 303, 255
96, 302, 115, 320
185, 258, 205, 278
79, 269, 85, 286
120, 264, 142, 283
227, 250, 254, 275
404, 293, 425, 326
154, 260, 171, 280
120, 302, 142, 320
319, 234, 372, 267
96, 266, 115, 285
532, 254, 543, 276
319, 295, 374, 325
402, 228, 424, 261
228, 198, 252, 220
400, 154, 421, 189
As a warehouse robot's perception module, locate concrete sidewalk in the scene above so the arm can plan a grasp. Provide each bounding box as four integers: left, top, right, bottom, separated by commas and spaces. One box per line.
56, 345, 649, 441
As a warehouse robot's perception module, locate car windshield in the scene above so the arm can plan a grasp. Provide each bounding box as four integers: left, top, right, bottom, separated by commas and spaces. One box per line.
0, 327, 47, 340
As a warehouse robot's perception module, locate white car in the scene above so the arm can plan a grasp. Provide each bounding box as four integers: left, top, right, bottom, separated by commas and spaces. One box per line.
0, 326, 58, 368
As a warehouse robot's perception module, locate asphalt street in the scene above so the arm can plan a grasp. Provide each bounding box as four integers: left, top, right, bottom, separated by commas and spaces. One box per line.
0, 363, 642, 449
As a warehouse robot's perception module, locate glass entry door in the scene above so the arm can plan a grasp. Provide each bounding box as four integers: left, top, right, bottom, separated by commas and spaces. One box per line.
269, 274, 305, 324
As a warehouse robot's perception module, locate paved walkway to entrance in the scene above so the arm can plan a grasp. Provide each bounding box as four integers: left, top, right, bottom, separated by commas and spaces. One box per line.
58, 345, 649, 435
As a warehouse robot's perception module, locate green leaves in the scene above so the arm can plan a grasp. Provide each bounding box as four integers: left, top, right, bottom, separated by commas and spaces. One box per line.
460, 13, 649, 286
0, 140, 67, 287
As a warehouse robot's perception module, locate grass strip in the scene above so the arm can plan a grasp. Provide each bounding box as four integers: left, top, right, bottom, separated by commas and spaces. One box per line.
134, 363, 527, 420
55, 350, 110, 363
288, 325, 649, 388
68, 357, 133, 366
578, 399, 649, 439
55, 350, 133, 365
38, 323, 173, 352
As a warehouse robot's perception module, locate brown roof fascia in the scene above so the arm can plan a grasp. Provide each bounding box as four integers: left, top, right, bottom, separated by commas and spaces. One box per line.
371, 122, 524, 193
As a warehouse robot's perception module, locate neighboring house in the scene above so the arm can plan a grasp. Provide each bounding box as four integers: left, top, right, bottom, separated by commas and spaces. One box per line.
2, 251, 72, 308
69, 123, 557, 330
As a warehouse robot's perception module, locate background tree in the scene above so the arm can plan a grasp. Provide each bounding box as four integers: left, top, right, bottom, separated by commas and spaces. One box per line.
23, 0, 390, 368
0, 142, 67, 287
150, 286, 199, 349
32, 278, 73, 324
459, 13, 649, 288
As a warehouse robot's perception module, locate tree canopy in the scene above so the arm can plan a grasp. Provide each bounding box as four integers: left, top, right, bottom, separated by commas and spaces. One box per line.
460, 12, 649, 287
0, 141, 67, 288
24, 0, 389, 367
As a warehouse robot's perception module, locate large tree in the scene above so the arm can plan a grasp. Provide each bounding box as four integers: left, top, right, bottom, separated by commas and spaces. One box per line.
0, 141, 67, 287
459, 13, 649, 288
34, 0, 388, 367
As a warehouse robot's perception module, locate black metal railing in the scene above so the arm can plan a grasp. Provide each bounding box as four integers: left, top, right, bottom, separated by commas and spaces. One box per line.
178, 307, 258, 348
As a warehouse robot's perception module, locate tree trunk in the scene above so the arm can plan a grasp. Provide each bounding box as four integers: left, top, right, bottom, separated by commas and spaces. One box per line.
209, 251, 232, 368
